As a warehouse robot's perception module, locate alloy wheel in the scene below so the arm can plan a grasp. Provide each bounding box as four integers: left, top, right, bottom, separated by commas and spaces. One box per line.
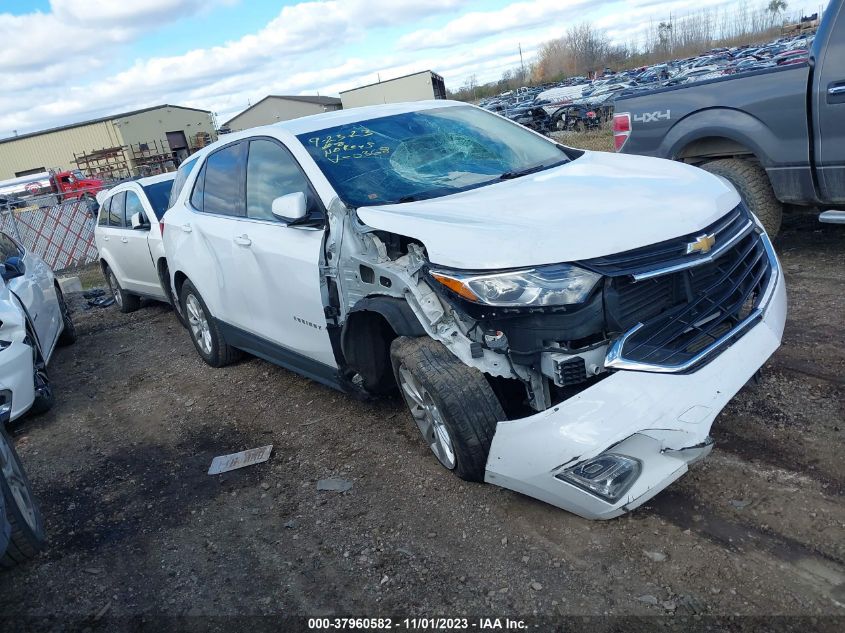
0, 432, 38, 533
185, 294, 212, 355
397, 366, 456, 469
108, 270, 122, 308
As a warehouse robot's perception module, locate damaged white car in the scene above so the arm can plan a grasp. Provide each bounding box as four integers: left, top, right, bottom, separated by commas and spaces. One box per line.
163, 101, 786, 519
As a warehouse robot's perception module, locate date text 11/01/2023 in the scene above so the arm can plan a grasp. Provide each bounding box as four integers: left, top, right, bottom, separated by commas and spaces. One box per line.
307, 618, 528, 630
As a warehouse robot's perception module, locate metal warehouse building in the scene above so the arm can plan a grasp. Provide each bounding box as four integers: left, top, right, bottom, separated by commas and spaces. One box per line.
0, 105, 217, 181
222, 95, 342, 132
340, 70, 446, 108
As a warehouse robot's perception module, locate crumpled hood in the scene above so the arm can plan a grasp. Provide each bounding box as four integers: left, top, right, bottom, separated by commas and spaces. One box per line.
356, 151, 740, 269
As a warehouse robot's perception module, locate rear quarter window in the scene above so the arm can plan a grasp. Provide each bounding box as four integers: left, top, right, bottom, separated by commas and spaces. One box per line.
168, 158, 198, 208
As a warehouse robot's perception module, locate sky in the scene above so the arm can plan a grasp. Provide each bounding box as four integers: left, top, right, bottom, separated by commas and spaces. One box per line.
0, 0, 821, 137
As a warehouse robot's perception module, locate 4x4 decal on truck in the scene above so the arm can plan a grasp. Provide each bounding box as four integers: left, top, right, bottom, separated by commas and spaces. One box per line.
633, 110, 671, 123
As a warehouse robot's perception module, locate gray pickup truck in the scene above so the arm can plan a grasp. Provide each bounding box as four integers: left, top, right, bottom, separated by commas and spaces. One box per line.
613, 0, 844, 235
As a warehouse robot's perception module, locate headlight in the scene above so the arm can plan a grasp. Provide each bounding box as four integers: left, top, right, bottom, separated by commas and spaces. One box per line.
430, 264, 601, 307
556, 454, 641, 502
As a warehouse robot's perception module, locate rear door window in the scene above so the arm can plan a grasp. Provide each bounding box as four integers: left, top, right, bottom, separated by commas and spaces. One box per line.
98, 196, 112, 227
200, 143, 244, 217
108, 192, 126, 227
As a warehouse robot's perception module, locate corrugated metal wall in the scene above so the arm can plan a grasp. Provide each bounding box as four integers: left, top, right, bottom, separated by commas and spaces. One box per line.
226, 98, 335, 132
0, 121, 122, 179
118, 107, 217, 151
340, 72, 439, 108
0, 107, 217, 180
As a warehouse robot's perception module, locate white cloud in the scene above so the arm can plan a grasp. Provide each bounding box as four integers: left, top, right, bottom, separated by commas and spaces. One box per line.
397, 0, 590, 51
0, 0, 818, 138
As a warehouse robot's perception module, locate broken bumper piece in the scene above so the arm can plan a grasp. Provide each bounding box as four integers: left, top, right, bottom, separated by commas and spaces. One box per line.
484, 262, 786, 520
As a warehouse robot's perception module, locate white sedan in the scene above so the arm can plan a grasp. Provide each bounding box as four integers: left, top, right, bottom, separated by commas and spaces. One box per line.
0, 230, 75, 421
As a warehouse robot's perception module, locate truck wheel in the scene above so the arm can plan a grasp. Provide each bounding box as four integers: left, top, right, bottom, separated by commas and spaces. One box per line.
390, 337, 505, 482
180, 280, 241, 367
0, 425, 46, 568
700, 159, 782, 237
56, 286, 77, 346
105, 266, 140, 313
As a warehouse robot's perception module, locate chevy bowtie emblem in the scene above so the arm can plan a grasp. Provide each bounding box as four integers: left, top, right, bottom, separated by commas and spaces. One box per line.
686, 233, 716, 255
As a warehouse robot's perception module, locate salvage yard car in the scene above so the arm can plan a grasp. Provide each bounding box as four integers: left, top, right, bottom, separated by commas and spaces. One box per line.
0, 421, 45, 568
0, 231, 76, 421
95, 173, 179, 313
163, 101, 786, 519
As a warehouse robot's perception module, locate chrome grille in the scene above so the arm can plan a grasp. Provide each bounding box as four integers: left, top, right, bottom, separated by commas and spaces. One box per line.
599, 207, 776, 372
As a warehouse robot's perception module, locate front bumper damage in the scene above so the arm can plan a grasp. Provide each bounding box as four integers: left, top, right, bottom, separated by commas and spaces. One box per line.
484, 244, 786, 520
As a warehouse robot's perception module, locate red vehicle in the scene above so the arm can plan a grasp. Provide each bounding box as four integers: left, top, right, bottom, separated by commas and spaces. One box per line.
0, 169, 104, 207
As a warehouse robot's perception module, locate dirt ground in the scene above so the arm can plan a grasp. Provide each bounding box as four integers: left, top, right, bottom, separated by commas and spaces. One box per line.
0, 208, 842, 630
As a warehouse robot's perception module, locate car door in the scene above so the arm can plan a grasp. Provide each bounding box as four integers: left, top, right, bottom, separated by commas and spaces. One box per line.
1, 232, 59, 355
118, 189, 165, 298
231, 137, 336, 369
181, 141, 249, 328
813, 0, 845, 202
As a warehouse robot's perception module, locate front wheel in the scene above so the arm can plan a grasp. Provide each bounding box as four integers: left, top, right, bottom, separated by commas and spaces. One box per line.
700, 158, 783, 237
0, 425, 46, 568
179, 280, 240, 368
390, 337, 505, 482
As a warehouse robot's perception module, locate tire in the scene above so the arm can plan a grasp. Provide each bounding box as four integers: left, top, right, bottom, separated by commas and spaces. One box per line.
25, 324, 54, 417
55, 286, 77, 346
179, 280, 240, 367
0, 425, 46, 568
104, 265, 140, 313
161, 265, 187, 328
390, 337, 506, 482
700, 158, 783, 237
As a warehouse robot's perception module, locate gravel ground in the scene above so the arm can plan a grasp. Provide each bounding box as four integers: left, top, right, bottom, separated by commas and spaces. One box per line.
0, 206, 842, 630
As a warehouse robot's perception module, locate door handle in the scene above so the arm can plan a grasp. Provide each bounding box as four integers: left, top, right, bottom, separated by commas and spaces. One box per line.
829, 85, 845, 96
234, 234, 252, 246
181, 224, 192, 233
103, 236, 109, 241
120, 237, 128, 243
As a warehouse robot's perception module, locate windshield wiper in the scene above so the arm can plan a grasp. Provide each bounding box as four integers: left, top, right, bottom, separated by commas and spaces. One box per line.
499, 163, 555, 180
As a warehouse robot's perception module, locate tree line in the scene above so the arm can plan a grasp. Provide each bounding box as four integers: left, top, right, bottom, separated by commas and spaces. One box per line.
450, 0, 807, 101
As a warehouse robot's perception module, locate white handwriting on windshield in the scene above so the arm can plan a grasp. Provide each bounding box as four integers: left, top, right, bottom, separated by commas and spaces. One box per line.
308, 126, 392, 164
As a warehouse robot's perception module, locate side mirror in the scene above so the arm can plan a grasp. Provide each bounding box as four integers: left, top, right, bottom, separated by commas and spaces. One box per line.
2, 256, 25, 281
271, 192, 308, 222
131, 211, 149, 230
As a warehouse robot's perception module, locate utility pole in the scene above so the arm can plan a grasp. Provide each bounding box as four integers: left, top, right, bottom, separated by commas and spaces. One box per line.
519, 43, 526, 83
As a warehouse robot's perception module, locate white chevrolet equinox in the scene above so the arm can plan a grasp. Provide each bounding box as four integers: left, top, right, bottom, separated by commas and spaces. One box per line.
163, 101, 786, 519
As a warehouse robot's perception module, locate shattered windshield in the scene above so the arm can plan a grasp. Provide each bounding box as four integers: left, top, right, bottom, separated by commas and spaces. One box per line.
296, 105, 569, 207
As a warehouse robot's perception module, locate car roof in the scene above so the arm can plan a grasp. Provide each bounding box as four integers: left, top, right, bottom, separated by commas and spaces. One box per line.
136, 172, 176, 186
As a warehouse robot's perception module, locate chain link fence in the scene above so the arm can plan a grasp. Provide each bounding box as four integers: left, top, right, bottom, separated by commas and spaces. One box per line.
1, 197, 98, 272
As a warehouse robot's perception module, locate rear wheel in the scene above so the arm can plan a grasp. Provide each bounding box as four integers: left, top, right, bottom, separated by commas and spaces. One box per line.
26, 325, 54, 417
0, 425, 46, 568
700, 158, 783, 237
390, 337, 505, 481
105, 266, 140, 313
180, 280, 240, 367
56, 286, 77, 346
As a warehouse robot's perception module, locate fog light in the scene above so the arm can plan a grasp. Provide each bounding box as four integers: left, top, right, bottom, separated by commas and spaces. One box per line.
556, 454, 641, 502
